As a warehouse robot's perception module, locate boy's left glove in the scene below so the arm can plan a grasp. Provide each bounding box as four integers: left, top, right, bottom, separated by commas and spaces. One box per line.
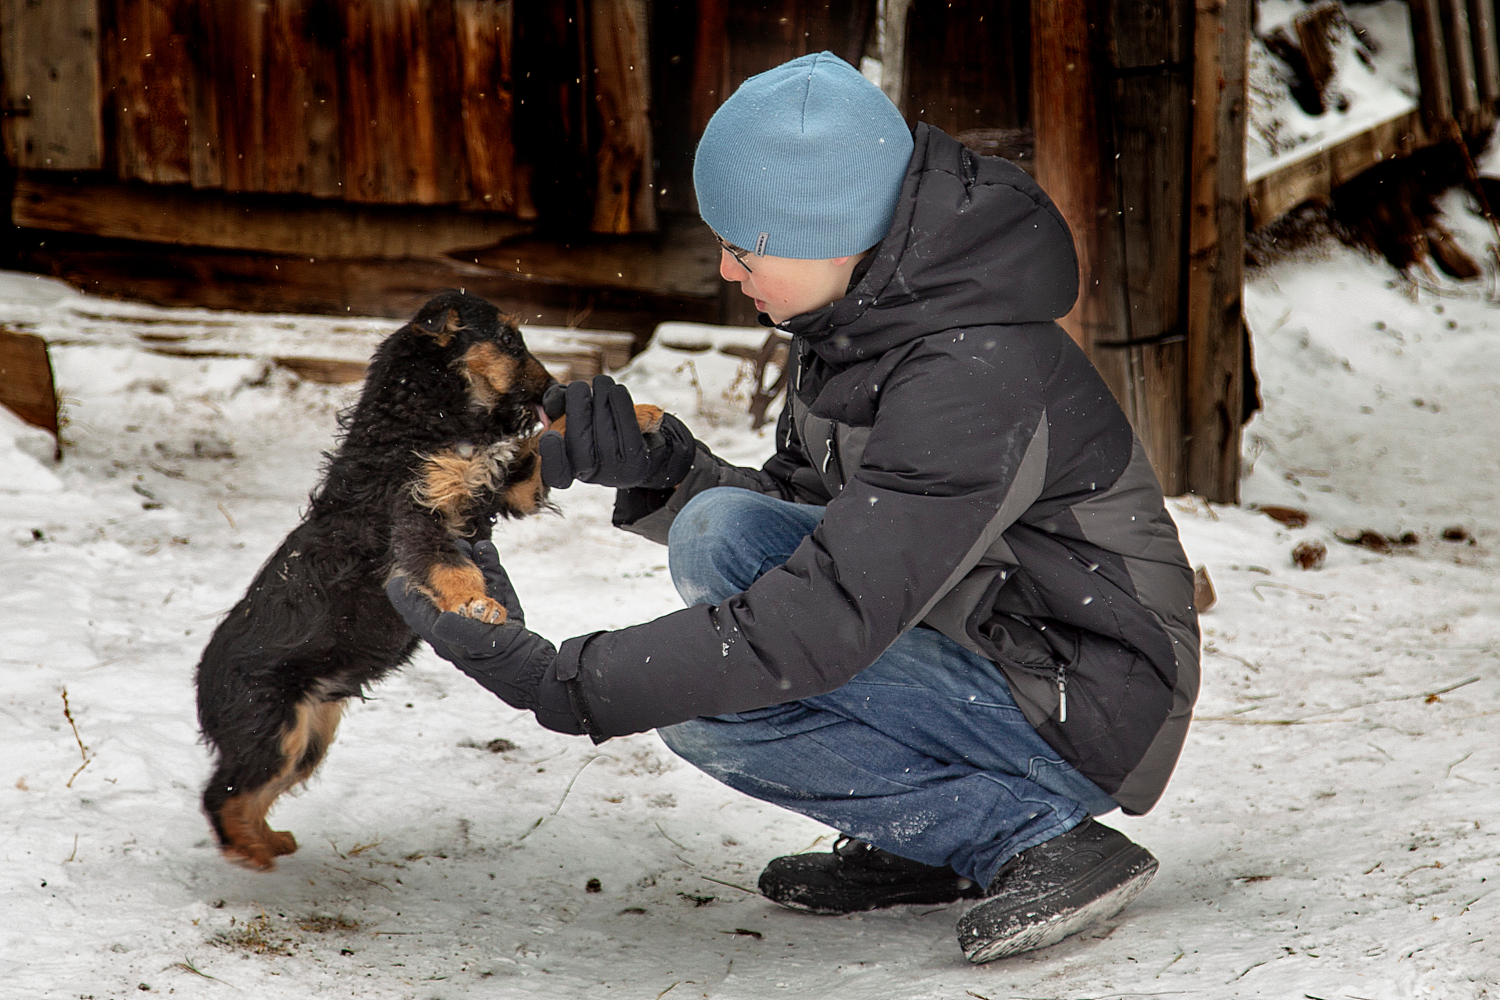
385, 539, 587, 736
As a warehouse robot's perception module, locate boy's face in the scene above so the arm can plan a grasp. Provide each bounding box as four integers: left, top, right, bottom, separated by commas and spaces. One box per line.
717, 245, 863, 324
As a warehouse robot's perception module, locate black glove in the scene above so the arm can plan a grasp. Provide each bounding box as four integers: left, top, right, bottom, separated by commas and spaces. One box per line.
384, 539, 585, 735
538, 374, 696, 490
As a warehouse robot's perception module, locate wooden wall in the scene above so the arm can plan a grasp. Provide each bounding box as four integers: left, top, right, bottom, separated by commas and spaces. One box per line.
2, 0, 659, 235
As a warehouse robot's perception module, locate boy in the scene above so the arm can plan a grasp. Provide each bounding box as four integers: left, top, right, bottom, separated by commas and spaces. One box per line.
389, 51, 1199, 963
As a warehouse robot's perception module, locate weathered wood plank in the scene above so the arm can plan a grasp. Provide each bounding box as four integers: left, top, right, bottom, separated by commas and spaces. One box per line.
1469, 0, 1500, 105
1031, 0, 1132, 405
903, 0, 1029, 135
590, 0, 656, 234
1110, 69, 1189, 494
1245, 110, 1429, 228
1107, 0, 1187, 68
16, 240, 718, 341
1410, 0, 1455, 124
202, 2, 268, 192
0, 0, 102, 170
186, 3, 222, 189
264, 0, 342, 197
513, 1, 592, 225
689, 0, 730, 135
340, 0, 459, 204
879, 0, 912, 113
1185, 0, 1250, 503
1293, 0, 1341, 104
647, 0, 706, 214
12, 174, 533, 260
103, 0, 192, 185
0, 328, 61, 454
1439, 0, 1481, 120
455, 0, 518, 212
466, 215, 718, 297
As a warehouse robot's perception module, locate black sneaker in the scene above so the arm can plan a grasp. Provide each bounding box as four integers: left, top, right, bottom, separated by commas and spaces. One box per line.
956, 818, 1158, 964
758, 837, 986, 915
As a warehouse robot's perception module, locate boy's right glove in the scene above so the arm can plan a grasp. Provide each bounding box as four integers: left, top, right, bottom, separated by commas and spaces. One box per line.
384, 539, 587, 736
538, 375, 696, 490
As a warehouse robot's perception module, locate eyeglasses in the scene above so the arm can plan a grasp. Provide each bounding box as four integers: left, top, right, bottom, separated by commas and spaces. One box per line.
710, 229, 754, 273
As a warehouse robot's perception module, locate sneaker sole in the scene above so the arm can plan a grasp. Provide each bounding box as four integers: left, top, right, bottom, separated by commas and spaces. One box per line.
761, 878, 984, 916
958, 848, 1158, 964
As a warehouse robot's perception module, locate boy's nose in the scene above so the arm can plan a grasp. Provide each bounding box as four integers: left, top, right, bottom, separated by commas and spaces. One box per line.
719, 249, 750, 281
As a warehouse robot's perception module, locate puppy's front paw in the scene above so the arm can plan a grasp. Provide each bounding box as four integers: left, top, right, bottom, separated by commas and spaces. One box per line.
455, 596, 508, 624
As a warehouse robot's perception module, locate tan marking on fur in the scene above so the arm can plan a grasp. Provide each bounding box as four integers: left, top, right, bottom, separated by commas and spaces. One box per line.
633, 404, 664, 433
426, 562, 507, 622
412, 440, 519, 531
217, 697, 344, 871
547, 403, 662, 440
463, 342, 517, 411
504, 435, 546, 515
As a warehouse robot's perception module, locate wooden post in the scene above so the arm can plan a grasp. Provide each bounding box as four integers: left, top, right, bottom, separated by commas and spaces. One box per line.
879, 0, 913, 114
590, 0, 656, 234
1105, 0, 1193, 496
1469, 0, 1500, 107
0, 0, 102, 170
689, 0, 729, 135
1185, 0, 1250, 503
1030, 0, 1128, 371
1410, 0, 1456, 125
1439, 0, 1481, 123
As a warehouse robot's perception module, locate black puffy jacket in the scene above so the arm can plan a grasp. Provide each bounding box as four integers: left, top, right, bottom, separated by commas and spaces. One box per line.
555, 124, 1200, 815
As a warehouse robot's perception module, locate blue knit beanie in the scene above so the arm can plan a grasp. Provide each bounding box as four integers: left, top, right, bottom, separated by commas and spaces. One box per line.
693, 52, 913, 260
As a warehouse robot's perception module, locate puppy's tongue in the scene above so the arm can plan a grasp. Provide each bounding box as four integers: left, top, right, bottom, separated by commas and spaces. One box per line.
536, 404, 551, 432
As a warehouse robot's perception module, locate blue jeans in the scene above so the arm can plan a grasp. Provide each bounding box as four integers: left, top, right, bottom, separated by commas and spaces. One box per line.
658, 487, 1117, 889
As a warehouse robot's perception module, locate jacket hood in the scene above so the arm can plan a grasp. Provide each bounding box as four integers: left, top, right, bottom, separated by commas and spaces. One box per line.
784, 123, 1080, 364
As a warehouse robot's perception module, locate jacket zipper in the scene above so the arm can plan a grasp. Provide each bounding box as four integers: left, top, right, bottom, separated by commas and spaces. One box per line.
1056, 664, 1068, 723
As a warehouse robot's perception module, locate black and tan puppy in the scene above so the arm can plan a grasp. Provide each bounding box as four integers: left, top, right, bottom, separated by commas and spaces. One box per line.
194, 289, 661, 870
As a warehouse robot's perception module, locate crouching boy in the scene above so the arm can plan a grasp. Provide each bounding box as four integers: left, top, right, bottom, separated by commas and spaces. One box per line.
389, 51, 1199, 963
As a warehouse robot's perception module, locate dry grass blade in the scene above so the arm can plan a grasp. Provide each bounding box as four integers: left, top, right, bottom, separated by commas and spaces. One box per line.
60, 688, 94, 787
168, 955, 236, 988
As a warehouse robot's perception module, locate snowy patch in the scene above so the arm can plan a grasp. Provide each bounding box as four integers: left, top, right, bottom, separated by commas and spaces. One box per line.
1247, 0, 1419, 181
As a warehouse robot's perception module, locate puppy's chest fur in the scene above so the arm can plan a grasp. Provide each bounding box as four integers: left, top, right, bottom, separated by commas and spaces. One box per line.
410, 436, 538, 532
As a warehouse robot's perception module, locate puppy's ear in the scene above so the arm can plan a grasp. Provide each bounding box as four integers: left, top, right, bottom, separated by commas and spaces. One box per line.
414, 307, 462, 347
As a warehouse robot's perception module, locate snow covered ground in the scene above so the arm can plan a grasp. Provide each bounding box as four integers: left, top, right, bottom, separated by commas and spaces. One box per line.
4, 198, 1500, 998
1246, 0, 1419, 182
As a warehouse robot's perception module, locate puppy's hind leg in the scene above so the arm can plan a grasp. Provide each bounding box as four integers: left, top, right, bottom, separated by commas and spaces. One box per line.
208, 695, 344, 871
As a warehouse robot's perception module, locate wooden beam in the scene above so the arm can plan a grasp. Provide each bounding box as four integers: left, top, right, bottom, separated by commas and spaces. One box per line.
15, 238, 718, 341
1245, 110, 1429, 229
1185, 0, 1250, 503
0, 0, 102, 170
12, 175, 533, 260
